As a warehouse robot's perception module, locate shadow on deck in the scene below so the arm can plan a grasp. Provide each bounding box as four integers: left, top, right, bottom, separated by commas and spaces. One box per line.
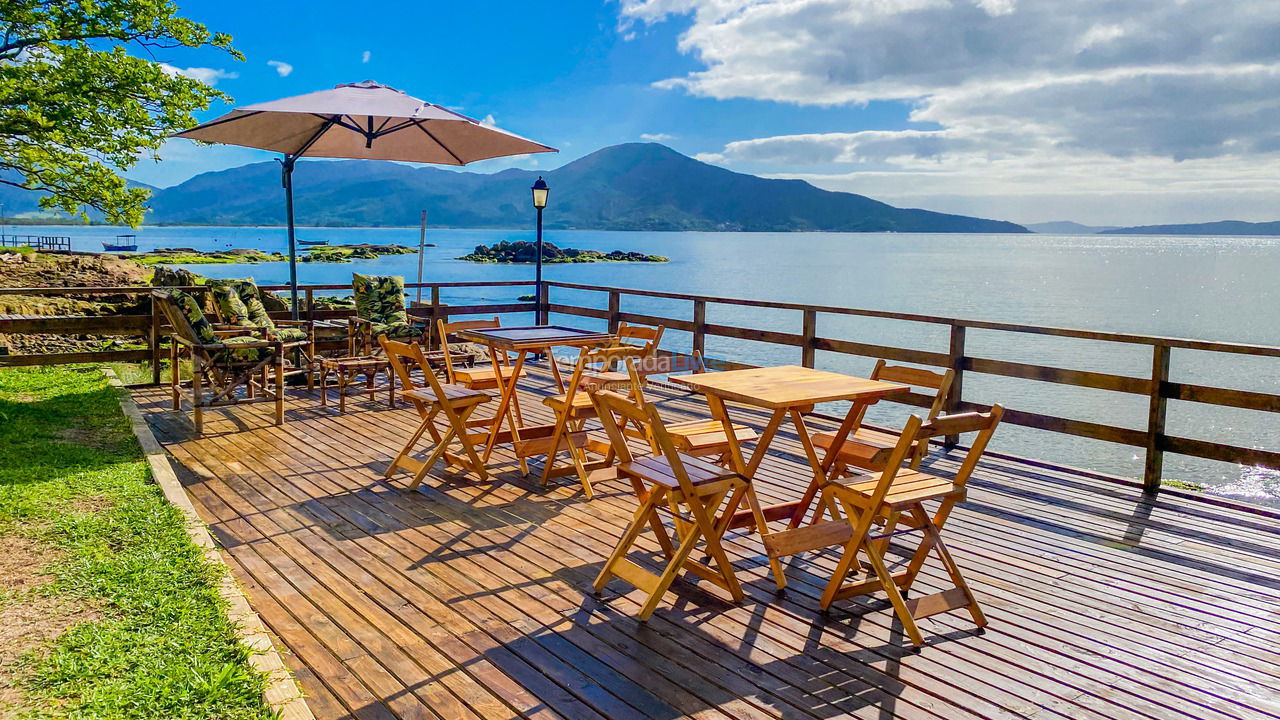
131, 366, 1280, 720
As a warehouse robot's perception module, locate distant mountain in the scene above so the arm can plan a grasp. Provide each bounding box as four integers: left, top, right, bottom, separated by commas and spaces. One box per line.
1026, 221, 1120, 235
1105, 220, 1280, 236
0, 170, 156, 222
138, 143, 1027, 233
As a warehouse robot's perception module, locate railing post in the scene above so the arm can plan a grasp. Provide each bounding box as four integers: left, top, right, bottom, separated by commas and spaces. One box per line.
150, 294, 161, 385
1144, 344, 1171, 494
801, 309, 817, 368
305, 288, 315, 322
607, 290, 621, 334
945, 323, 966, 448
692, 299, 706, 359
428, 286, 441, 347
537, 283, 549, 325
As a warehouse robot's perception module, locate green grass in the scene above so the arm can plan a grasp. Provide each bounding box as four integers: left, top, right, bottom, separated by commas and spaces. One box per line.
0, 366, 272, 719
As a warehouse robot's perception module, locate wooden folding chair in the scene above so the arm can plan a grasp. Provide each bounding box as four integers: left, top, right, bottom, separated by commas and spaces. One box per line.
816, 406, 1003, 647
813, 360, 955, 472
381, 336, 493, 488
533, 344, 648, 497
580, 322, 665, 391
590, 389, 770, 620
664, 350, 760, 466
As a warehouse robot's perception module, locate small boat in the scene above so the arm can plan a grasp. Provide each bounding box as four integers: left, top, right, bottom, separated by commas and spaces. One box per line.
298, 238, 329, 246
102, 234, 138, 252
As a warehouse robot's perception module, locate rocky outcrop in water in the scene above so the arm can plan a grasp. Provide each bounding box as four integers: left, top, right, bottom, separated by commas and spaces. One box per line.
458, 241, 666, 264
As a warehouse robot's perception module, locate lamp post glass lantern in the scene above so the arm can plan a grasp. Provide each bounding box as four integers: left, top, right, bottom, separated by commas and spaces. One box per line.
531, 177, 549, 324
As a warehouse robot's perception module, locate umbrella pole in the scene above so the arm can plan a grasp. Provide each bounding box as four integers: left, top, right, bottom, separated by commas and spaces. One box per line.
282, 158, 300, 320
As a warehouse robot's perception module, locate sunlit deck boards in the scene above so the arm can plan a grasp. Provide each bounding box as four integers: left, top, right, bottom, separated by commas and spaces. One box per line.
130, 367, 1280, 720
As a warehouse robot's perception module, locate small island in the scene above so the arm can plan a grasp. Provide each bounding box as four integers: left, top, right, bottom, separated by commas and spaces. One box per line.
127, 243, 416, 265
458, 240, 666, 264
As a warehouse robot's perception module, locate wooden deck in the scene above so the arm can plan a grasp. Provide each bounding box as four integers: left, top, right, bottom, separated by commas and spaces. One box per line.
131, 366, 1280, 720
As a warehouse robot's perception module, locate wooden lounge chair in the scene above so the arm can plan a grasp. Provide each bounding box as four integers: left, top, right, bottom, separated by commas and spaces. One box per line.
590, 388, 768, 620
381, 336, 492, 487
533, 344, 648, 497
814, 406, 1003, 648
349, 273, 427, 355
812, 360, 955, 472
153, 288, 292, 435
662, 350, 759, 465
207, 278, 315, 385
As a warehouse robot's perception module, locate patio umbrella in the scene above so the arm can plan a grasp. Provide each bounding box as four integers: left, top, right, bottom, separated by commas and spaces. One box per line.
172, 80, 556, 316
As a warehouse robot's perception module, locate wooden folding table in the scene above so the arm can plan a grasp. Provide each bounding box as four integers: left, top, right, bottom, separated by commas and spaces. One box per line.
457, 326, 615, 473
671, 365, 908, 587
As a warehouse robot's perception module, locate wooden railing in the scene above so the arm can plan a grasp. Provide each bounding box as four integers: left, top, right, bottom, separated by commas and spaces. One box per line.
3, 278, 1279, 495
542, 281, 1280, 493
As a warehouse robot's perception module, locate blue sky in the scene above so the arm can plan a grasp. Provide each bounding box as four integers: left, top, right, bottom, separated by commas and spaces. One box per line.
144, 0, 1280, 225
143, 0, 913, 184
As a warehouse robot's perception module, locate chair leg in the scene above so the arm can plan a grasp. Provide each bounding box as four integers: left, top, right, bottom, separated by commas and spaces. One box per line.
387, 414, 434, 478
539, 409, 571, 487
864, 538, 925, 647
447, 403, 489, 481
637, 513, 704, 621
911, 504, 986, 628
274, 355, 285, 425
820, 534, 864, 610
595, 490, 665, 593
170, 341, 180, 410
192, 369, 204, 435
410, 426, 458, 490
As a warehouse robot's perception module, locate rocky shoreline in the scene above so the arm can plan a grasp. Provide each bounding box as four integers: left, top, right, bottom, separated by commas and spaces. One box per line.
124, 243, 416, 265
458, 240, 666, 264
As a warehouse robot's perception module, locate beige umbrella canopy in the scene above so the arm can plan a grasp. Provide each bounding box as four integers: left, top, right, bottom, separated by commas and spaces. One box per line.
173, 80, 557, 314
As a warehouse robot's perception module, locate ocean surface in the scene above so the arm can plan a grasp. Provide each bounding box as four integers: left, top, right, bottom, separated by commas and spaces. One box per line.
40, 224, 1280, 506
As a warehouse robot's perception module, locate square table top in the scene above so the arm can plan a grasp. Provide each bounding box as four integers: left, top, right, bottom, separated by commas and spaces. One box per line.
457, 325, 615, 350
670, 365, 909, 409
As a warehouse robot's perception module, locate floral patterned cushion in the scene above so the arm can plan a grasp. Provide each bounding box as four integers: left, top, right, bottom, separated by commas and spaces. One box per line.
210, 283, 254, 327
171, 290, 217, 345
371, 321, 419, 340
216, 335, 272, 363
353, 273, 408, 326
226, 279, 274, 328
272, 327, 308, 343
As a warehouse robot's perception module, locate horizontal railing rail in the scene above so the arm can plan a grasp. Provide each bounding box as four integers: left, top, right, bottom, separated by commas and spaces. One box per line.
3, 277, 1279, 495
543, 281, 1280, 492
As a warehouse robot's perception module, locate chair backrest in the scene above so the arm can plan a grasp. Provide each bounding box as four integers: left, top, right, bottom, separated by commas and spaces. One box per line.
353, 273, 408, 325
851, 405, 1002, 530
153, 289, 216, 347
591, 388, 702, 496
870, 360, 955, 421
915, 405, 1004, 487
208, 282, 253, 327
437, 316, 501, 383
380, 335, 451, 406
564, 344, 649, 405
615, 322, 664, 356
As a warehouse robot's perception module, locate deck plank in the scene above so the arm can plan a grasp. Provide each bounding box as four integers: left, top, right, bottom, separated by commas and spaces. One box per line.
131, 365, 1280, 720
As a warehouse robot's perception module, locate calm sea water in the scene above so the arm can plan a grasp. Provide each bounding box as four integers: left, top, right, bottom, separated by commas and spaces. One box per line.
42, 224, 1280, 506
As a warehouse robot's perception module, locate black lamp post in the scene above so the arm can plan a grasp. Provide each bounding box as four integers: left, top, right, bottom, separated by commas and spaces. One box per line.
531, 176, 549, 324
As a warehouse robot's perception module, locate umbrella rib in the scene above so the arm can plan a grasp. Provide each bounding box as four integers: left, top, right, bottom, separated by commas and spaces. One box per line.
412, 120, 465, 165
175, 110, 264, 135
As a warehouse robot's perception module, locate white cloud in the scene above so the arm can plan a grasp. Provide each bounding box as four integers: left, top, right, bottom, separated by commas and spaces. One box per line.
621, 0, 1280, 222
267, 60, 293, 77
640, 133, 676, 142
361, 50, 371, 64
159, 63, 238, 86
481, 114, 497, 126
